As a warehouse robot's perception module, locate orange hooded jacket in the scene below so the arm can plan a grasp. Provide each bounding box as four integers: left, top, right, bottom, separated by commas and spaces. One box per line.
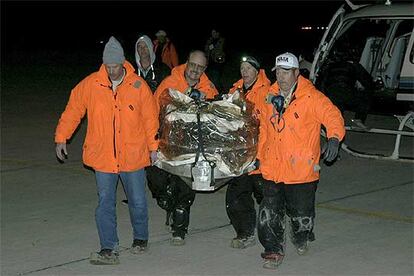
154, 63, 218, 105
257, 76, 345, 184
55, 61, 159, 173
153, 38, 179, 69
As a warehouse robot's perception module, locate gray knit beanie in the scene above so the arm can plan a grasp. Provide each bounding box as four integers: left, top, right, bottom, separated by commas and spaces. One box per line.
102, 36, 125, 64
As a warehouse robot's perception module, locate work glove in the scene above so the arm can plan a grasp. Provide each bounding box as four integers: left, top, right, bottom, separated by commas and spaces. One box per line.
189, 88, 205, 101
150, 151, 158, 165
254, 159, 260, 170
322, 137, 340, 162
271, 95, 285, 114
55, 143, 68, 163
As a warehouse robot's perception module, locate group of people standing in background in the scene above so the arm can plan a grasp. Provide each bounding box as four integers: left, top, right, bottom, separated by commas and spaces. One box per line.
54, 27, 345, 270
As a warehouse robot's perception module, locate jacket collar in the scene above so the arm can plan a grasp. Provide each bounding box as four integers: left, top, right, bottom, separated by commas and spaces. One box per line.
96, 60, 136, 87
171, 64, 211, 89
270, 75, 313, 97
233, 69, 270, 91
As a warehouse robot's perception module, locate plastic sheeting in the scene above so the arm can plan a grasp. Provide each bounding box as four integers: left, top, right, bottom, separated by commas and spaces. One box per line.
157, 88, 258, 177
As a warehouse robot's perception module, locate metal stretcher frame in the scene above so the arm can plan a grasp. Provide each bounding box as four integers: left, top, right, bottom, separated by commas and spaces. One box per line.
340, 111, 414, 163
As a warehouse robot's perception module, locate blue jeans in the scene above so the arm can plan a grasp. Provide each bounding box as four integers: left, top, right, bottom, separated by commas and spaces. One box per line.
95, 169, 148, 250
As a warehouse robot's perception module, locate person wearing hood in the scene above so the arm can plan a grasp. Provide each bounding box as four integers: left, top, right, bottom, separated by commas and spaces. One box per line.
225, 56, 270, 250
256, 52, 345, 269
150, 50, 218, 246
135, 34, 171, 92
121, 34, 171, 207
54, 36, 159, 265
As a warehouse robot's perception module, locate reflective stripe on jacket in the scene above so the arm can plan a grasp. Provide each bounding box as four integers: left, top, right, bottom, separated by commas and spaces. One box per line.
55, 61, 159, 173
257, 76, 345, 184
154, 64, 218, 105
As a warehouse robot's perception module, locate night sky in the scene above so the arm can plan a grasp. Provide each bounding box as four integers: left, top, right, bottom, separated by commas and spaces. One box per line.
2, 1, 342, 62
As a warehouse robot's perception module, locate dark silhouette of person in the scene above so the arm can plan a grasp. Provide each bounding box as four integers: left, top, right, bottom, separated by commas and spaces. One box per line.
318, 46, 375, 129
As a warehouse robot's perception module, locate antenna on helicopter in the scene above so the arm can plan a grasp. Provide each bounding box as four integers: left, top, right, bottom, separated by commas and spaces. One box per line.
344, 0, 369, 11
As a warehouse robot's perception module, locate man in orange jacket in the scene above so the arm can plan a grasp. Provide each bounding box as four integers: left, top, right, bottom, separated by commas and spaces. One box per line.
256, 52, 345, 269
225, 56, 270, 249
55, 36, 159, 265
154, 50, 218, 103
153, 30, 179, 70
149, 50, 218, 246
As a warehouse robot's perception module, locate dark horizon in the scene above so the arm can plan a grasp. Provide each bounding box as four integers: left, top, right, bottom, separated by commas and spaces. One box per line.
2, 1, 342, 60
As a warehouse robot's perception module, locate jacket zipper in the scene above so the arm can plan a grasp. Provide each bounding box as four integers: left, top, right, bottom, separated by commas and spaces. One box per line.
113, 92, 117, 159
113, 117, 116, 159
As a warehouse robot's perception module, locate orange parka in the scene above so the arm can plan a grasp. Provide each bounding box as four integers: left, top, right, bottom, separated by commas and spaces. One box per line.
229, 69, 271, 113
55, 61, 159, 173
153, 38, 179, 69
229, 69, 271, 175
257, 75, 345, 184
154, 63, 218, 105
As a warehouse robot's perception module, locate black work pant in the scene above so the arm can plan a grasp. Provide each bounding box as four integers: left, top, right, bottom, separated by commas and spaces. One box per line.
146, 166, 196, 238
258, 179, 317, 255
226, 174, 264, 238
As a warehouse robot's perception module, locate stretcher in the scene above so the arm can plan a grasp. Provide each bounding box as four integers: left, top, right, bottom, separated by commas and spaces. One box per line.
155, 89, 258, 191
339, 93, 413, 162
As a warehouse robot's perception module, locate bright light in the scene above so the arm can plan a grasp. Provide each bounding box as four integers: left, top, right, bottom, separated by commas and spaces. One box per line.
301, 26, 328, 31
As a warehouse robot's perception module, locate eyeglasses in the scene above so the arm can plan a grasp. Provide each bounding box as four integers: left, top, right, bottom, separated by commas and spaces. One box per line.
187, 62, 207, 72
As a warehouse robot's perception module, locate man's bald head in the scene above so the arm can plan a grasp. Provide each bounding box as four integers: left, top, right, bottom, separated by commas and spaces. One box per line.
185, 50, 208, 86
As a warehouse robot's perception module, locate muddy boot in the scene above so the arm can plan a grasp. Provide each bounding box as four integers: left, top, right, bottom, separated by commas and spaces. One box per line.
130, 239, 148, 254
230, 235, 256, 249
90, 249, 120, 265
261, 252, 284, 269
170, 232, 185, 246
296, 241, 309, 256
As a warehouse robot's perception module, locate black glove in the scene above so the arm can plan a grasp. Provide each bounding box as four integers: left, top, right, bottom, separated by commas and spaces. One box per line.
323, 137, 340, 162
189, 88, 201, 100
270, 95, 285, 114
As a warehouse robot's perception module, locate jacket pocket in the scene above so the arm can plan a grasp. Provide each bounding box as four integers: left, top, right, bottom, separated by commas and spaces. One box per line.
83, 142, 106, 169
283, 148, 317, 183
123, 142, 149, 168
